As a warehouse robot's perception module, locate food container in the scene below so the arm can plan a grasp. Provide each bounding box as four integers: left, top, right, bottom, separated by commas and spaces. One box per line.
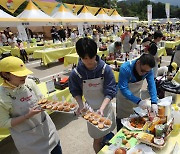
155, 124, 165, 137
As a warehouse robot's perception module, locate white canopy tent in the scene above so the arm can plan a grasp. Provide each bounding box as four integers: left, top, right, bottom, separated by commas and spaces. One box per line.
95, 8, 114, 23
0, 9, 20, 27
77, 6, 99, 23
17, 0, 57, 26
110, 10, 128, 23
52, 4, 82, 24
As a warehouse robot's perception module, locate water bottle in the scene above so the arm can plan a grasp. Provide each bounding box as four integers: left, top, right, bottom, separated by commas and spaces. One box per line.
171, 104, 180, 136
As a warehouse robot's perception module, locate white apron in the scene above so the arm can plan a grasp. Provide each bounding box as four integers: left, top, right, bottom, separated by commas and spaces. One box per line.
116, 61, 143, 119
4, 84, 59, 154
74, 64, 116, 139
153, 52, 159, 78
123, 35, 131, 53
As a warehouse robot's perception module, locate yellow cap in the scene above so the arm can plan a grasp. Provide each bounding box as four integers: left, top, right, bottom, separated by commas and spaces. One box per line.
60, 25, 63, 28
73, 28, 76, 31
93, 29, 96, 32
171, 62, 177, 70
0, 56, 33, 77
125, 27, 130, 31
9, 32, 13, 35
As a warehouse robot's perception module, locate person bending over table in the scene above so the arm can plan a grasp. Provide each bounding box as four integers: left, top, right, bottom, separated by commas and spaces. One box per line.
69, 38, 116, 153
107, 41, 122, 59
0, 56, 62, 154
116, 53, 158, 131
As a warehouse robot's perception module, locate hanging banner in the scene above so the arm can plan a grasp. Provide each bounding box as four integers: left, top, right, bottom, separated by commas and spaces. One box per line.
17, 25, 28, 41
0, 0, 26, 13
147, 5, 152, 27
165, 3, 170, 22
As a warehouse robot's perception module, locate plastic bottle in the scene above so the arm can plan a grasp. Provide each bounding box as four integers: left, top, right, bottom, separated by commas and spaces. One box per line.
171, 104, 180, 136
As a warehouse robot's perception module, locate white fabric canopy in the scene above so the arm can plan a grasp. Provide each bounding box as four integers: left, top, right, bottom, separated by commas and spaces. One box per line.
78, 6, 99, 23
110, 10, 127, 23
17, 0, 56, 24
52, 4, 82, 22
96, 9, 113, 22
0, 9, 20, 27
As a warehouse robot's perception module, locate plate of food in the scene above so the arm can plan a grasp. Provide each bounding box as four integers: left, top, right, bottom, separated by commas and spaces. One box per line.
127, 143, 155, 154
82, 111, 112, 131
121, 116, 146, 131
37, 98, 78, 114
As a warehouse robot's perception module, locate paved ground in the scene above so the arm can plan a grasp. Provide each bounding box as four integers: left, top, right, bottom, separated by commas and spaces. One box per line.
0, 56, 172, 154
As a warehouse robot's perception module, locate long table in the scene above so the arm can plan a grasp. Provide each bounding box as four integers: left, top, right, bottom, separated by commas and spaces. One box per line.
165, 40, 180, 49
33, 46, 76, 66
63, 50, 108, 67
0, 82, 72, 141
98, 128, 180, 154
0, 41, 73, 57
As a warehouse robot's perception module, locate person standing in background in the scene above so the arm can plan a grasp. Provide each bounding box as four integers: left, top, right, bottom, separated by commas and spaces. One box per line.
148, 31, 163, 78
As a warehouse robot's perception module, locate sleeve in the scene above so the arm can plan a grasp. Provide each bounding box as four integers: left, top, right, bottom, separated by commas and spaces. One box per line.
0, 101, 12, 128
68, 71, 83, 97
146, 70, 158, 104
108, 44, 114, 54
118, 66, 141, 104
103, 66, 117, 100
149, 43, 157, 56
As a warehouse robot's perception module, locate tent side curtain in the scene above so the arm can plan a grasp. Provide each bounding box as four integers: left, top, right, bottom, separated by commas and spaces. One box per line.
0, 0, 26, 13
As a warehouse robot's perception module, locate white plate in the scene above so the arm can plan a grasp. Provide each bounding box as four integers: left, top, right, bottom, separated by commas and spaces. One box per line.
127, 143, 156, 154
121, 118, 143, 131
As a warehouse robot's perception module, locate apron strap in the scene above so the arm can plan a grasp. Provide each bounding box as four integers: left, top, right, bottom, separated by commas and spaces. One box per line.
74, 68, 82, 79
102, 64, 107, 75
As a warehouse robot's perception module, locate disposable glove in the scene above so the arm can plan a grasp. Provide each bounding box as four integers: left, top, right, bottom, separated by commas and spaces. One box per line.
151, 104, 158, 115
138, 100, 151, 110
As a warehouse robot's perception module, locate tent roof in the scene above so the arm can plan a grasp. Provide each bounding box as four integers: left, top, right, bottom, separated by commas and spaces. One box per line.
52, 4, 82, 22
17, 0, 56, 22
110, 10, 128, 22
96, 8, 113, 22
78, 6, 98, 22
103, 8, 114, 16
86, 6, 100, 15
33, 0, 58, 15
64, 3, 83, 15
0, 9, 20, 22
0, 0, 26, 13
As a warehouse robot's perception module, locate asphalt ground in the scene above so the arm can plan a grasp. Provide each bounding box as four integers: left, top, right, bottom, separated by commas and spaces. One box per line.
0, 56, 172, 154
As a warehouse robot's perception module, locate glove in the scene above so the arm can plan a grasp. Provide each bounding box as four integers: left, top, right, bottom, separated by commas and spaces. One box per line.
138, 100, 151, 110
151, 104, 158, 115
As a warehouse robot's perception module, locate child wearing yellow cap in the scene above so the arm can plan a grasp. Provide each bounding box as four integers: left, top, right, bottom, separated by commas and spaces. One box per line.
0, 56, 62, 154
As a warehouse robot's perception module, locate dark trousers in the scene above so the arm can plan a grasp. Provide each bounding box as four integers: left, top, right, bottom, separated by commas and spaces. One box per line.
51, 142, 62, 154
20, 49, 28, 62
116, 117, 123, 132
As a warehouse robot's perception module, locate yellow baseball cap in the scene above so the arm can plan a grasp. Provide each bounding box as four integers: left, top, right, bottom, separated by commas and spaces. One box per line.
125, 27, 130, 31
171, 62, 177, 70
0, 56, 33, 77
93, 29, 97, 32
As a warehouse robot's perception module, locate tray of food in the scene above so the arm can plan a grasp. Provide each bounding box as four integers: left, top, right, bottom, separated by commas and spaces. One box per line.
136, 117, 174, 149
81, 110, 112, 131
121, 116, 147, 131
37, 98, 78, 114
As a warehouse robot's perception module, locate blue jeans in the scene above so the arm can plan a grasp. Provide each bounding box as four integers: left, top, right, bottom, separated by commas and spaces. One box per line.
51, 142, 62, 154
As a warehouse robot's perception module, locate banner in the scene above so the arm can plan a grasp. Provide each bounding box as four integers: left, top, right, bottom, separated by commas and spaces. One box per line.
165, 3, 170, 22
147, 5, 152, 27
0, 0, 26, 13
17, 25, 28, 41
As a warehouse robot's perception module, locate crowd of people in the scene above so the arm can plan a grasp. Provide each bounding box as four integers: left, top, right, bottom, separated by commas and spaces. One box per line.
0, 22, 179, 154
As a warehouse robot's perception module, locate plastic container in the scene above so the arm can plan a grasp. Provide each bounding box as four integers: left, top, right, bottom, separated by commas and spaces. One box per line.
171, 104, 180, 136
